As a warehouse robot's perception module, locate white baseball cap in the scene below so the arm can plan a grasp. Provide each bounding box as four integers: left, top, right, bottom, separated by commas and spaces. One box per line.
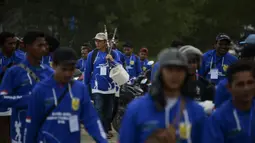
94, 32, 107, 40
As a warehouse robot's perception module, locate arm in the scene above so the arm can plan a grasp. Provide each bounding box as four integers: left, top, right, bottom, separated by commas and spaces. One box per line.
202, 114, 224, 143
119, 102, 138, 143
85, 53, 92, 85
191, 110, 207, 143
110, 51, 121, 66
0, 68, 30, 108
81, 85, 108, 143
24, 86, 45, 143
214, 80, 231, 108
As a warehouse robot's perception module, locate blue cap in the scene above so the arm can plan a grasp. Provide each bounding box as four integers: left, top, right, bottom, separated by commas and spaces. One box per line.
240, 34, 255, 45
216, 34, 231, 42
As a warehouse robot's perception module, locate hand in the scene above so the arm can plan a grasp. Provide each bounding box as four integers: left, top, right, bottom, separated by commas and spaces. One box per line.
106, 54, 114, 61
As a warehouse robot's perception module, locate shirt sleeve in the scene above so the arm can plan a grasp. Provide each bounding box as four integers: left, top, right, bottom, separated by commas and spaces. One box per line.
119, 102, 138, 143
190, 108, 207, 143
24, 85, 45, 143
80, 85, 108, 143
214, 80, 231, 108
202, 113, 224, 143
85, 53, 92, 85
0, 68, 30, 108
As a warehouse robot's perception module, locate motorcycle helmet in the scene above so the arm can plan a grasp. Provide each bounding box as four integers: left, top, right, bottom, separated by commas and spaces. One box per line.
149, 48, 189, 109
158, 48, 188, 68
179, 45, 203, 68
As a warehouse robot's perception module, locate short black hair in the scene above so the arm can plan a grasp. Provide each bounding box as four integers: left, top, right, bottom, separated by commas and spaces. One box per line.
23, 31, 45, 46
46, 36, 60, 52
227, 60, 255, 84
171, 40, 184, 48
52, 48, 78, 65
240, 45, 255, 58
0, 32, 15, 46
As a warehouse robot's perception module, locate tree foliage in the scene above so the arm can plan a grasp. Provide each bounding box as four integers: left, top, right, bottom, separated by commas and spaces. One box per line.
0, 0, 255, 55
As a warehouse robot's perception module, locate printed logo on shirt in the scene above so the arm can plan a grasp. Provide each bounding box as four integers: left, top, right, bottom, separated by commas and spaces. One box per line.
0, 90, 8, 95
142, 120, 159, 132
223, 64, 228, 72
130, 60, 134, 65
44, 97, 54, 105
50, 61, 53, 67
179, 122, 192, 139
71, 98, 80, 111
26, 117, 31, 123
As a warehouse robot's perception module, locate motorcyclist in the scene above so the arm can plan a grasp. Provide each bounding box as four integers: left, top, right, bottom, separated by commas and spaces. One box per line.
119, 48, 206, 143
179, 45, 215, 101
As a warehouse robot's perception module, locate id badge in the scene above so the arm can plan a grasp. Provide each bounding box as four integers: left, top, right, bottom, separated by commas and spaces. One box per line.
210, 69, 219, 79
69, 115, 79, 133
100, 66, 107, 76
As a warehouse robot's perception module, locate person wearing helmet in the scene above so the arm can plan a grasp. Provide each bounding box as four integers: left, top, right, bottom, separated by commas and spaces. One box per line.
119, 48, 206, 143
179, 45, 214, 101
214, 41, 255, 108
199, 34, 237, 85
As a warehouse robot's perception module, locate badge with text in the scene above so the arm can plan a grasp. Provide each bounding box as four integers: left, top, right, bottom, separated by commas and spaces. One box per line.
210, 69, 219, 79
71, 98, 80, 111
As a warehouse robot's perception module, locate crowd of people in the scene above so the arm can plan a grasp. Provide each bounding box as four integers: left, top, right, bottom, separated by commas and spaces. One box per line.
0, 30, 254, 143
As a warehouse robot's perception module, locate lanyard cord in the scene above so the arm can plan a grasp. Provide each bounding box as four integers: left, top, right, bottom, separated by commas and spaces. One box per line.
233, 103, 254, 136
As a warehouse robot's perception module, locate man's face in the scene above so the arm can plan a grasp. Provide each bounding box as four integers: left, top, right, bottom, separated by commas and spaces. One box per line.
3, 37, 17, 55
161, 66, 186, 91
124, 47, 133, 56
95, 40, 106, 49
53, 63, 76, 83
139, 52, 147, 60
228, 71, 255, 103
27, 37, 47, 60
216, 40, 230, 55
81, 48, 89, 58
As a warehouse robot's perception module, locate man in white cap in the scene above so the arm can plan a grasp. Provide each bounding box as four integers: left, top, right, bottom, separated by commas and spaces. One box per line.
85, 32, 120, 139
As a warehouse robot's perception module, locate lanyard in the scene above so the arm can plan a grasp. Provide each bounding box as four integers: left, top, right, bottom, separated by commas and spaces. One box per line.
233, 104, 254, 136
210, 55, 224, 69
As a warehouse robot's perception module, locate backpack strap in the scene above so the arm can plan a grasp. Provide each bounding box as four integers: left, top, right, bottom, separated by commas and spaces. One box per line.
16, 63, 40, 82
91, 49, 99, 71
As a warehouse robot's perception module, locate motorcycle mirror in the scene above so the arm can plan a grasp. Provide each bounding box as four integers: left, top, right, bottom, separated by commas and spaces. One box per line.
147, 61, 154, 66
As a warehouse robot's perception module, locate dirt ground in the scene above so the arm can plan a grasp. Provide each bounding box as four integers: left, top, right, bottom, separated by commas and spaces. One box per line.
81, 129, 118, 143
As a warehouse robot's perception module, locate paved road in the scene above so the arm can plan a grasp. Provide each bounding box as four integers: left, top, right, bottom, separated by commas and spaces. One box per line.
81, 129, 118, 143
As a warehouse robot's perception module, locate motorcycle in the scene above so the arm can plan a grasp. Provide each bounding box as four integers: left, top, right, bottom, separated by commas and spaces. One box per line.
112, 61, 154, 132
112, 80, 144, 133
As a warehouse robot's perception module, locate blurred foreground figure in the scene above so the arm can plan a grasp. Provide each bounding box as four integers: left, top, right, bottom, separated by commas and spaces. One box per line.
119, 48, 206, 143
203, 61, 255, 143
25, 48, 108, 143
